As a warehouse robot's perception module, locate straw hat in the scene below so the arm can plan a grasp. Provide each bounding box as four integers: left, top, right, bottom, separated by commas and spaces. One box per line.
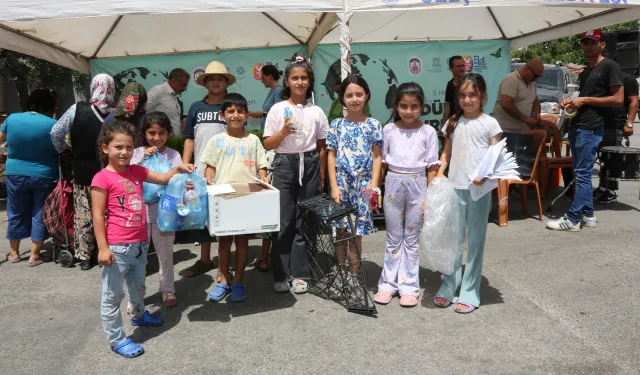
196, 61, 236, 86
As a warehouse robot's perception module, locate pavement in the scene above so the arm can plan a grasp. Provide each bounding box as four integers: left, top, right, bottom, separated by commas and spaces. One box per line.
0, 135, 639, 375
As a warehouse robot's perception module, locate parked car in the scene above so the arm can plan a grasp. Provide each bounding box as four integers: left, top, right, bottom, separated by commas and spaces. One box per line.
510, 62, 570, 115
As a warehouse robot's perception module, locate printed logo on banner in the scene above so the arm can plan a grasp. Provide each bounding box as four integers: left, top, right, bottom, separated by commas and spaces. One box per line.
253, 63, 265, 80
463, 56, 473, 72
192, 66, 205, 88
426, 57, 443, 72
408, 56, 422, 76
381, 0, 399, 6
473, 56, 488, 72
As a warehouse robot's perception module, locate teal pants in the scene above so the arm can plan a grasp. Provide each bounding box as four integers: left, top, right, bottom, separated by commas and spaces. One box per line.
437, 189, 491, 307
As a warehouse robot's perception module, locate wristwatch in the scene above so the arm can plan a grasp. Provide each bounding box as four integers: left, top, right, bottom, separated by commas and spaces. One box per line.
626, 122, 634, 129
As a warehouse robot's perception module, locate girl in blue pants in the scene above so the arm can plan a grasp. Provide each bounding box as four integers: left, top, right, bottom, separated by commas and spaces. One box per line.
435, 73, 502, 314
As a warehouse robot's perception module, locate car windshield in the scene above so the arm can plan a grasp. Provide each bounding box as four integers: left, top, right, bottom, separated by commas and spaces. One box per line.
537, 69, 560, 90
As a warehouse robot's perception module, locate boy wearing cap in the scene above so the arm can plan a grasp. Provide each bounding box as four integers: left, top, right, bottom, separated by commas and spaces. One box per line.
181, 61, 236, 277
547, 29, 624, 232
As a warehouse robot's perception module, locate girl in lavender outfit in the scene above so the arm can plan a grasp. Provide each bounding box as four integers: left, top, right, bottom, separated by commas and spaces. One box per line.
374, 82, 439, 308
130, 112, 183, 308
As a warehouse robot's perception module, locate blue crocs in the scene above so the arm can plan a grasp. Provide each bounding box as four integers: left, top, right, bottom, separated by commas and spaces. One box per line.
230, 283, 246, 302
112, 338, 145, 358
208, 282, 230, 302
131, 310, 163, 327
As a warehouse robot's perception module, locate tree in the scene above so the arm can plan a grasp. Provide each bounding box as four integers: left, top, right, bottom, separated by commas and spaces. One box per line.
511, 20, 640, 65
0, 49, 90, 111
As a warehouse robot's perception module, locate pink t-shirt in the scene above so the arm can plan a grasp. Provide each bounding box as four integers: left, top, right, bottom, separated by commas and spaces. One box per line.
91, 165, 150, 244
263, 100, 328, 153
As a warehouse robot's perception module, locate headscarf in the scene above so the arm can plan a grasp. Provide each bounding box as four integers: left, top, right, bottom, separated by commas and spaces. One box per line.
89, 74, 116, 113
114, 82, 148, 125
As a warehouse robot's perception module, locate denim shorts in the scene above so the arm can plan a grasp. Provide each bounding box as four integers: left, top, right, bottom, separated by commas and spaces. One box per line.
6, 175, 53, 241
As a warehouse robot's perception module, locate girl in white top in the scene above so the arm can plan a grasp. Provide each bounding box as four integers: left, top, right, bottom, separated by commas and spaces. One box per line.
435, 73, 502, 314
263, 56, 328, 294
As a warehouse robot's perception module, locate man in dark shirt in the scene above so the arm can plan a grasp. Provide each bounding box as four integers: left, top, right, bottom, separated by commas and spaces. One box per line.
442, 56, 466, 128
594, 73, 639, 203
547, 29, 623, 232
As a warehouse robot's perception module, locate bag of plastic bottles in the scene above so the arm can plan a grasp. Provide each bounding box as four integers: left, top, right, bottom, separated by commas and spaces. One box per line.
157, 172, 208, 232
419, 177, 465, 275
140, 153, 172, 204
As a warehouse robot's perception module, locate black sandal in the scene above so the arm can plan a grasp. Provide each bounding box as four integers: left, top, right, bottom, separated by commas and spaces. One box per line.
180, 260, 214, 278
255, 260, 270, 272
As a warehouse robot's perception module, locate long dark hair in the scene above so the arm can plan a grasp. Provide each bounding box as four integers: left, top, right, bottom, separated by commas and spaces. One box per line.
138, 111, 173, 147
391, 82, 425, 122
280, 57, 315, 100
445, 73, 488, 138
338, 74, 371, 107
97, 120, 137, 166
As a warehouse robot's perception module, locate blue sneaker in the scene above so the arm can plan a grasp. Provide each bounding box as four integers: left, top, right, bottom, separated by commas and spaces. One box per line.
208, 282, 230, 302
131, 311, 163, 326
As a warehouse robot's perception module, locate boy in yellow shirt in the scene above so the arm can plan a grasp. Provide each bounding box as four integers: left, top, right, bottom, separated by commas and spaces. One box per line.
200, 93, 269, 302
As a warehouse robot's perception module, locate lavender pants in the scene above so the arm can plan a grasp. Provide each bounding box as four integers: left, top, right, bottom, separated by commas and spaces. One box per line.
378, 172, 427, 297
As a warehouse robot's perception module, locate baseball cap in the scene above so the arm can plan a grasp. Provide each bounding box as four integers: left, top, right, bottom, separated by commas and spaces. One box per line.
581, 29, 602, 41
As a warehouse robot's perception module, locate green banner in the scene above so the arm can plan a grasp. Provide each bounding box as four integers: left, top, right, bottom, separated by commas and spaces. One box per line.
91, 45, 307, 130
312, 41, 510, 129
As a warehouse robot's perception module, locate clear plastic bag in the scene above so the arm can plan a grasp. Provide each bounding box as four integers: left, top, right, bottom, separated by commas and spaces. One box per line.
419, 178, 466, 275
141, 153, 172, 204
157, 172, 208, 232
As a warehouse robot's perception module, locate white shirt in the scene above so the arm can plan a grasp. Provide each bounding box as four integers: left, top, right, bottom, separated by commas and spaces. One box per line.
443, 114, 502, 190
146, 82, 182, 135
264, 100, 328, 154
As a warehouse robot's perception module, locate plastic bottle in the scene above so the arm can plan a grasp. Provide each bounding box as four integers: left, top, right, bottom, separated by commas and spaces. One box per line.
360, 181, 379, 211
157, 176, 181, 231
292, 104, 304, 135
184, 174, 201, 213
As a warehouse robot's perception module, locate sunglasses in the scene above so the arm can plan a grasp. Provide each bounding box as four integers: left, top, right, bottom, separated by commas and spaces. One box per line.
526, 64, 541, 80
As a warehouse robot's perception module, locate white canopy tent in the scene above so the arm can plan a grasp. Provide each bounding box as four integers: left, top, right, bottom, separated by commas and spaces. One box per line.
1, 0, 640, 75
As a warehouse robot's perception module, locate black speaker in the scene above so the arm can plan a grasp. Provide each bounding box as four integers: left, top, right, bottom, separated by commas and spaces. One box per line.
602, 33, 618, 60
617, 48, 639, 72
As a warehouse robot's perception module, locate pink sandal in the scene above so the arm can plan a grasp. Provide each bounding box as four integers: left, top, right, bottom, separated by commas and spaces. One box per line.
374, 291, 394, 305
454, 303, 476, 314
433, 294, 452, 308
399, 295, 418, 308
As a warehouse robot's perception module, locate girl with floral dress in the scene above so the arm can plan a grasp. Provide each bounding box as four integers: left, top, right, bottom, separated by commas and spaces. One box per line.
327, 75, 383, 293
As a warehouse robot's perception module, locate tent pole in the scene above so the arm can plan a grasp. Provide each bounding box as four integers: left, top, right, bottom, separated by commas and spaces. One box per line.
338, 0, 353, 116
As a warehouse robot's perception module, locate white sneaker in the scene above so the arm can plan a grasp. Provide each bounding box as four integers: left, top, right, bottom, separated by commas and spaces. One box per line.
546, 215, 581, 232
581, 215, 597, 228
273, 281, 290, 293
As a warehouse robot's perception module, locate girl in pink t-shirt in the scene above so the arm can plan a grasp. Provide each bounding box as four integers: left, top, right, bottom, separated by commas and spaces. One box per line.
91, 120, 193, 358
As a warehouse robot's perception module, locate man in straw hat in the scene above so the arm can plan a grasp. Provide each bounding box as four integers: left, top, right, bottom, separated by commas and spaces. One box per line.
181, 61, 236, 278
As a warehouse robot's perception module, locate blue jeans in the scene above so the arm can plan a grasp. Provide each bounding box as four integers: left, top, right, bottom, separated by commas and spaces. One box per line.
6, 175, 52, 241
567, 126, 604, 224
101, 241, 148, 347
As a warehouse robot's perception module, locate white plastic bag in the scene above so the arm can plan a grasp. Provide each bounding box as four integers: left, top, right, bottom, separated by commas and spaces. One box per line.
419, 178, 465, 275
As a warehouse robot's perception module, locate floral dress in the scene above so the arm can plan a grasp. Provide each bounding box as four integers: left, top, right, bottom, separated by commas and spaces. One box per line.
327, 117, 383, 235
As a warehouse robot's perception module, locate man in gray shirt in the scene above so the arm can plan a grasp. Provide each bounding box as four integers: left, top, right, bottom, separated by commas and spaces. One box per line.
146, 68, 190, 135
492, 58, 544, 133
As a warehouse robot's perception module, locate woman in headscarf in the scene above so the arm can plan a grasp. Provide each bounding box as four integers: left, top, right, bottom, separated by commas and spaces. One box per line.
50, 74, 116, 270
103, 82, 148, 131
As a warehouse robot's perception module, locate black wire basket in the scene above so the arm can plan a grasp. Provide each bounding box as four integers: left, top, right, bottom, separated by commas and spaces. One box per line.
299, 194, 376, 314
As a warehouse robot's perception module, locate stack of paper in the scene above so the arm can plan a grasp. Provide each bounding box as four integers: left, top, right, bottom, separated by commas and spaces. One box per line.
468, 138, 520, 201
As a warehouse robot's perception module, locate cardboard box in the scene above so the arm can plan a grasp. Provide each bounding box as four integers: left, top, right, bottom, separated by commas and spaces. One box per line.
207, 177, 280, 236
